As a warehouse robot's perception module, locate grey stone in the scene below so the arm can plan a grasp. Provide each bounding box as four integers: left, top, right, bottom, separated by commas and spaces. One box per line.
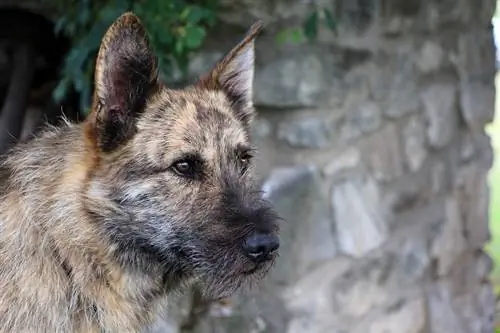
218, 0, 309, 27
415, 41, 444, 73
421, 82, 457, 148
459, 132, 494, 167
262, 166, 337, 282
188, 292, 289, 333
430, 195, 467, 276
368, 297, 426, 333
331, 175, 389, 257
254, 54, 324, 108
460, 132, 475, 162
383, 179, 421, 213
146, 290, 193, 333
381, 56, 420, 118
340, 102, 382, 141
455, 284, 496, 333
332, 0, 377, 34
476, 284, 496, 333
326, 79, 351, 109
361, 123, 404, 182
381, 16, 412, 36
277, 116, 334, 149
459, 81, 495, 130
146, 319, 177, 333
431, 162, 447, 194
261, 165, 316, 202
333, 260, 392, 318
188, 52, 224, 77
474, 251, 493, 281
399, 233, 431, 282
454, 164, 491, 248
251, 117, 273, 140
456, 30, 495, 130
457, 30, 496, 82
323, 147, 361, 177
427, 283, 467, 333
297, 213, 338, 272
284, 258, 352, 333
335, 279, 389, 318
402, 116, 427, 172
139, 0, 498, 331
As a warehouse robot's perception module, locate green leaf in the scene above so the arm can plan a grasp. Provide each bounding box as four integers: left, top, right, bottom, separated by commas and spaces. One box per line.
276, 27, 305, 46
51, 0, 218, 110
158, 29, 173, 44
80, 82, 91, 114
175, 39, 184, 55
54, 17, 67, 35
275, 29, 290, 45
290, 28, 306, 43
323, 8, 337, 33
186, 6, 210, 24
180, 6, 191, 20
184, 25, 206, 49
53, 77, 69, 103
303, 10, 319, 41
79, 7, 91, 26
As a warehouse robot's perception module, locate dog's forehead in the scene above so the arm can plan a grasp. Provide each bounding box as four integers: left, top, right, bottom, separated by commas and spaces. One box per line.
144, 88, 248, 154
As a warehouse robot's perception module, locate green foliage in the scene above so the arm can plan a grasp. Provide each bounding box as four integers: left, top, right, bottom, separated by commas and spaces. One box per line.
276, 5, 338, 46
486, 72, 500, 333
53, 0, 336, 113
276, 27, 306, 45
52, 0, 218, 114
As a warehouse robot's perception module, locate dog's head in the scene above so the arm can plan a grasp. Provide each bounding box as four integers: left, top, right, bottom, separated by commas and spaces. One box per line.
82, 12, 280, 299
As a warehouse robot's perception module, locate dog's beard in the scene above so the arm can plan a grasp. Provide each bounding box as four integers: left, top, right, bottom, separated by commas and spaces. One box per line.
185, 242, 277, 300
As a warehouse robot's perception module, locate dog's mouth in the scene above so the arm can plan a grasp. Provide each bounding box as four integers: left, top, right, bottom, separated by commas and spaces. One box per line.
241, 252, 278, 276
242, 265, 260, 275
191, 249, 278, 300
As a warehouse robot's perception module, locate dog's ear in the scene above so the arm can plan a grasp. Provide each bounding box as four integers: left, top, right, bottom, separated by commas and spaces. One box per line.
197, 22, 262, 127
85, 12, 159, 152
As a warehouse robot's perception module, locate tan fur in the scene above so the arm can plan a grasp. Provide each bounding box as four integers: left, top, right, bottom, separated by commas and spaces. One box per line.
0, 13, 279, 333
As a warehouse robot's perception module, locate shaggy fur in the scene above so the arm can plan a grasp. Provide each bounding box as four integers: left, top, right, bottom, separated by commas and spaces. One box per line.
0, 12, 280, 332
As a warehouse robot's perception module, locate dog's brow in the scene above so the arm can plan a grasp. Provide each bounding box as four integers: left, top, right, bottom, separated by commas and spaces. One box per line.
235, 143, 254, 154
172, 150, 203, 162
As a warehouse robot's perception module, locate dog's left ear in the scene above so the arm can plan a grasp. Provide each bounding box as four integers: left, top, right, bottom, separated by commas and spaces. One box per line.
197, 22, 263, 127
86, 12, 159, 153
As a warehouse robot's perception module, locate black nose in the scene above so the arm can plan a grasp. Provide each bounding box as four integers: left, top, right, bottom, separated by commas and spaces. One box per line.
242, 233, 279, 262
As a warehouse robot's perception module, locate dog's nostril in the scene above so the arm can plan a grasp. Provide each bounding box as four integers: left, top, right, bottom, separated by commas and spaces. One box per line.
242, 233, 279, 261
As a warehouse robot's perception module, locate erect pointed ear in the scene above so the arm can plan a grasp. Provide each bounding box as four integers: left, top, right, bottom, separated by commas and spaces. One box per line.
197, 21, 263, 127
85, 12, 159, 153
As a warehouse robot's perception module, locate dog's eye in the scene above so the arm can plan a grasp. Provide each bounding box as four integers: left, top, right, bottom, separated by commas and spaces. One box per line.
239, 152, 253, 173
240, 153, 252, 164
171, 160, 196, 178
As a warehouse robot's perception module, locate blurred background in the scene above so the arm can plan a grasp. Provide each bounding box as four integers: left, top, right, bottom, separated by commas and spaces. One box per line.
0, 0, 499, 332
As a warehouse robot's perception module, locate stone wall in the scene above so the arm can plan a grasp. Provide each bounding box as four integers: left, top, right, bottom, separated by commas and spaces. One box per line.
149, 0, 500, 332
150, 0, 499, 332
3, 0, 494, 331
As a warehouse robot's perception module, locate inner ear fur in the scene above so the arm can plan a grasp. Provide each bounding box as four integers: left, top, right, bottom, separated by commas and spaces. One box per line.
85, 12, 159, 153
197, 22, 263, 127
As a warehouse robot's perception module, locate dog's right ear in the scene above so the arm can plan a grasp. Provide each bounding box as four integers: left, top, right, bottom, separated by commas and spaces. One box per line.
85, 12, 159, 153
196, 22, 263, 128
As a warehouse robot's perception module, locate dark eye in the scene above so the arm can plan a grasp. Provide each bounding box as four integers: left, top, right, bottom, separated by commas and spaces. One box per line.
239, 152, 253, 173
171, 159, 196, 178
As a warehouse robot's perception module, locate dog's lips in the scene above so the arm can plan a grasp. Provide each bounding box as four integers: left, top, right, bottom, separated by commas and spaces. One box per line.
242, 265, 260, 275
241, 254, 277, 275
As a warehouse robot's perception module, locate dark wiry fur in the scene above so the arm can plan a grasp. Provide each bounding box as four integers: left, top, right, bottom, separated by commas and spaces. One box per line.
0, 12, 280, 332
